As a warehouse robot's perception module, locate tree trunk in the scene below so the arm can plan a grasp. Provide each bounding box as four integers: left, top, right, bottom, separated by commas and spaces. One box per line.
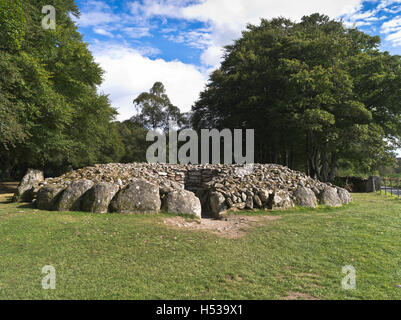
329, 153, 338, 182
321, 151, 329, 182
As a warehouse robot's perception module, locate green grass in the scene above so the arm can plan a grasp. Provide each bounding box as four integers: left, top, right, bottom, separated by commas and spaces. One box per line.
0, 193, 401, 300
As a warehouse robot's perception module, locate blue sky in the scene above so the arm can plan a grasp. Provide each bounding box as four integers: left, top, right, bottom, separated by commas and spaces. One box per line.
73, 0, 401, 121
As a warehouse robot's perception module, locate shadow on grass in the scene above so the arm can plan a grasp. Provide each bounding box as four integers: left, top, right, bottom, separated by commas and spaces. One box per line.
17, 203, 36, 209
0, 195, 14, 204
228, 202, 356, 217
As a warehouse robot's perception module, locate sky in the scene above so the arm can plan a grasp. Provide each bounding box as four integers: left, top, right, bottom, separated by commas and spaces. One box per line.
73, 0, 401, 121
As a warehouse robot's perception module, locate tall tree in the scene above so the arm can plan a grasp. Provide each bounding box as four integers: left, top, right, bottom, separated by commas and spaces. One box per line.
132, 82, 186, 131
116, 120, 148, 163
0, 0, 123, 178
192, 14, 401, 181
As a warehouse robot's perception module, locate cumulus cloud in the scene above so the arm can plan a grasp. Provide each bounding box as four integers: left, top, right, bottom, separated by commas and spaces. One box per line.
131, 0, 365, 66
79, 0, 390, 119
122, 26, 152, 38
93, 27, 114, 37
91, 44, 208, 121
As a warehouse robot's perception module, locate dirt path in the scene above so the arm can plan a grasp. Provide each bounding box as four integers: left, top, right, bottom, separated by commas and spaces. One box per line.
163, 215, 281, 238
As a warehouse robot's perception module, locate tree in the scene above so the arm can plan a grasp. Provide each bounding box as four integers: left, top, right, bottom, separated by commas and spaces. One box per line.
192, 13, 401, 181
0, 0, 123, 178
132, 82, 186, 131
116, 120, 148, 163
0, 0, 26, 152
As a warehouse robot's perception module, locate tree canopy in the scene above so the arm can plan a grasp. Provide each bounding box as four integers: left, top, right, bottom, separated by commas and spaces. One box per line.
132, 82, 187, 132
0, 0, 124, 178
192, 13, 401, 181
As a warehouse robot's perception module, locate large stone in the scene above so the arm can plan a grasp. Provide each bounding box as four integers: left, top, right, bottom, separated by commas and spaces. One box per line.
258, 189, 271, 205
268, 190, 294, 210
13, 169, 44, 202
294, 187, 318, 208
253, 195, 263, 208
162, 189, 201, 218
110, 179, 161, 214
81, 182, 120, 213
319, 187, 342, 207
245, 196, 254, 209
54, 180, 94, 211
209, 192, 227, 218
337, 187, 352, 205
29, 163, 352, 213
36, 185, 66, 210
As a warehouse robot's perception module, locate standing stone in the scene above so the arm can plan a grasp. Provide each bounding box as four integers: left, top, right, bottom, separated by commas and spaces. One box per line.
294, 187, 318, 208
36, 185, 66, 211
245, 196, 254, 209
13, 169, 44, 202
110, 179, 161, 214
336, 187, 352, 205
209, 192, 227, 218
268, 190, 294, 210
162, 189, 202, 218
81, 182, 119, 213
253, 195, 263, 208
54, 180, 94, 211
319, 187, 342, 207
258, 189, 271, 205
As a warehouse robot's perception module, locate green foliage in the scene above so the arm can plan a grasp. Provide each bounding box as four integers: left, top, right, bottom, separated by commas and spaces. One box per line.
192, 13, 401, 181
0, 51, 26, 148
0, 0, 123, 177
0, 0, 25, 51
132, 82, 187, 131
116, 120, 148, 163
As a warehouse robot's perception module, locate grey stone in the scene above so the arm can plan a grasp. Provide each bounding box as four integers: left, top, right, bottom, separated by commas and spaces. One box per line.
81, 182, 120, 213
269, 190, 294, 210
209, 192, 227, 218
258, 190, 271, 204
36, 185, 66, 211
54, 180, 94, 211
245, 196, 254, 209
253, 195, 263, 208
294, 187, 318, 208
13, 169, 44, 202
226, 197, 234, 208
337, 187, 352, 205
319, 187, 342, 207
234, 202, 246, 210
162, 189, 201, 218
110, 179, 161, 214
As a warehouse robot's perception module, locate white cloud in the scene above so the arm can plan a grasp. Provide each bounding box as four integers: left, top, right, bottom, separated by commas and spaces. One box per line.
200, 45, 224, 69
93, 27, 114, 37
122, 27, 152, 38
131, 0, 364, 66
378, 0, 401, 10
91, 44, 208, 120
382, 16, 401, 33
385, 29, 401, 45
76, 11, 120, 27
83, 0, 375, 120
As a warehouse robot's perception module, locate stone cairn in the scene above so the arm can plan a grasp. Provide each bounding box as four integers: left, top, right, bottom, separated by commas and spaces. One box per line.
13, 163, 352, 219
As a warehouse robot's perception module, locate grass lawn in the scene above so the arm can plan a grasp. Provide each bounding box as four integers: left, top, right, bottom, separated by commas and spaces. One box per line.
0, 191, 400, 300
